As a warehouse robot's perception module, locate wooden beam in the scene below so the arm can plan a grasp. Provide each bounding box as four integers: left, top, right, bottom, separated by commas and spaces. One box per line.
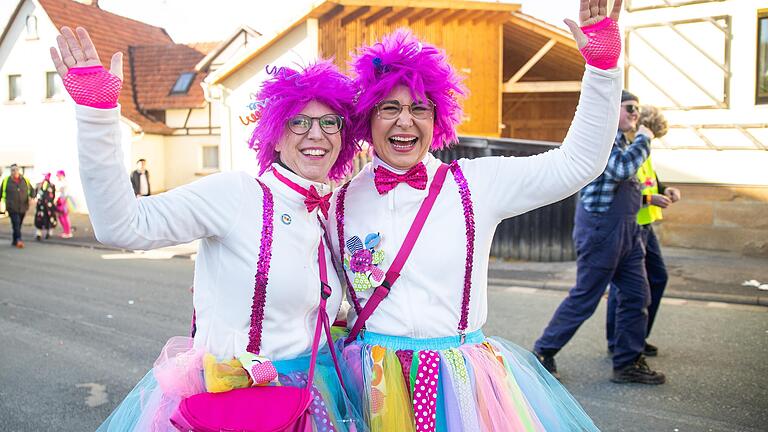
425, 9, 452, 25
365, 6, 393, 26
503, 80, 582, 93
507, 13, 577, 48
461, 10, 484, 24
506, 39, 557, 85
387, 7, 414, 24
319, 4, 345, 24
442, 9, 468, 24
329, 0, 519, 13
341, 6, 371, 26
472, 10, 493, 24
408, 8, 434, 23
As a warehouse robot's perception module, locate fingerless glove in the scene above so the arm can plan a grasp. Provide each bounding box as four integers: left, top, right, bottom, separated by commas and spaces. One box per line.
579, 17, 621, 70
62, 66, 122, 109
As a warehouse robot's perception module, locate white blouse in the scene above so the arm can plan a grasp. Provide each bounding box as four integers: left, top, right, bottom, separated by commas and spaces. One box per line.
76, 105, 342, 361
329, 65, 622, 339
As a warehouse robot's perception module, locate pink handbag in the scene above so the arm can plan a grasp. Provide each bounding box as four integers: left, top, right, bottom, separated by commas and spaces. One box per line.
170, 180, 344, 432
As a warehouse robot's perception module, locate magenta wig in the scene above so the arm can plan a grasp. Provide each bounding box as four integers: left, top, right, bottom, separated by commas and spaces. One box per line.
351, 29, 467, 150
247, 60, 359, 180
56, 169, 66, 177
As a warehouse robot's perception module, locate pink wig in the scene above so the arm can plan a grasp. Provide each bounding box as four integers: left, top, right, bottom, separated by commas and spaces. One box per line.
350, 29, 467, 150
56, 169, 66, 177
247, 60, 359, 180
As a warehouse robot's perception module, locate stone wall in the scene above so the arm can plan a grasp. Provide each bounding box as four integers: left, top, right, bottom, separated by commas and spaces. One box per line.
656, 184, 768, 257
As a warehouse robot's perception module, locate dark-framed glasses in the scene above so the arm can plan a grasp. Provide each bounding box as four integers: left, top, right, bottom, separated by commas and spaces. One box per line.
287, 114, 344, 135
375, 100, 435, 120
624, 104, 640, 114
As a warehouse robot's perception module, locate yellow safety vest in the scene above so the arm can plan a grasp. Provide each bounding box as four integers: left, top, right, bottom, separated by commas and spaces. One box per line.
636, 157, 663, 226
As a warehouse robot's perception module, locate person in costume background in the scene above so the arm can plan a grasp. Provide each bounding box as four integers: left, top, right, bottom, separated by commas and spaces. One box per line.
606, 104, 681, 358
330, 0, 624, 430
51, 26, 365, 431
34, 172, 58, 241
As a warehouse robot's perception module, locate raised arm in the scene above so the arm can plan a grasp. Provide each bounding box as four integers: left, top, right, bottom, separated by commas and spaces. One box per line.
468, 0, 625, 220
52, 27, 245, 249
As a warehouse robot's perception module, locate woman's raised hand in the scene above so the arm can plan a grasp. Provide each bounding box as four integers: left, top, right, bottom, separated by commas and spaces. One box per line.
564, 0, 623, 70
50, 27, 123, 109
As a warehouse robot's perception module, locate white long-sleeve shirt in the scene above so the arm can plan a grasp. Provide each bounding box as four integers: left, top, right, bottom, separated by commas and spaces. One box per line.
76, 105, 342, 360
329, 65, 622, 338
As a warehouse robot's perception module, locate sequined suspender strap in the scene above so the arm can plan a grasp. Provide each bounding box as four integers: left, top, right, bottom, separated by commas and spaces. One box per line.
246, 179, 275, 354
449, 161, 475, 340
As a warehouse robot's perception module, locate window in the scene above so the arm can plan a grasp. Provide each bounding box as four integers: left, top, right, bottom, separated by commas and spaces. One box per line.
46, 72, 63, 99
758, 10, 768, 104
25, 15, 38, 39
170, 72, 196, 95
202, 146, 219, 170
8, 75, 21, 101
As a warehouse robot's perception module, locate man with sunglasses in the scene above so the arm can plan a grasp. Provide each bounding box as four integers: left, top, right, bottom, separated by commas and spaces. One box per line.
535, 89, 667, 385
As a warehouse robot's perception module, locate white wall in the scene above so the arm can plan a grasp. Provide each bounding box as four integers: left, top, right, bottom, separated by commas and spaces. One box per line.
164, 134, 222, 189
213, 19, 319, 176
626, 0, 768, 186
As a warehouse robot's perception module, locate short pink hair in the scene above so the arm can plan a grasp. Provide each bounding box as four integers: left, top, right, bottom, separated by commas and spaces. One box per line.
248, 60, 358, 180
350, 29, 467, 150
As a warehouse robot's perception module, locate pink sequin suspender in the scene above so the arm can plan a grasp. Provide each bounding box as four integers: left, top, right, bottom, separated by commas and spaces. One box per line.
247, 179, 275, 354
335, 162, 476, 338
449, 161, 475, 336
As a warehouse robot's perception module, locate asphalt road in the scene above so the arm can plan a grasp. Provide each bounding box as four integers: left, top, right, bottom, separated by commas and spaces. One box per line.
1, 242, 766, 431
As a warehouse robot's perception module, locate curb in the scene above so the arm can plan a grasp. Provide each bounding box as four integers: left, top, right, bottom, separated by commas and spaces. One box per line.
0, 234, 195, 260
487, 278, 768, 307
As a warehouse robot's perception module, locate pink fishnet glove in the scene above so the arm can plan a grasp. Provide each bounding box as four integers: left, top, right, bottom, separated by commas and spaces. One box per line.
62, 65, 122, 109
579, 17, 621, 70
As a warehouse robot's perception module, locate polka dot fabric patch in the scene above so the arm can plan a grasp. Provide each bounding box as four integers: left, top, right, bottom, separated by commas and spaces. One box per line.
413, 350, 440, 432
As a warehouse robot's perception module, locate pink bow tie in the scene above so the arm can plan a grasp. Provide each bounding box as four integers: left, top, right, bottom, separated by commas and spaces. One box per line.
304, 185, 330, 219
271, 168, 331, 219
374, 163, 428, 195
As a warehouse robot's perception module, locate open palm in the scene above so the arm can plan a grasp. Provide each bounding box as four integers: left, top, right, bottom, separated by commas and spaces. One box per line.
50, 26, 122, 80
565, 0, 623, 48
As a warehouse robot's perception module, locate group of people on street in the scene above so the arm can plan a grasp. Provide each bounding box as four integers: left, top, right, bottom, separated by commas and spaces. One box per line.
47, 0, 682, 430
2, 166, 73, 247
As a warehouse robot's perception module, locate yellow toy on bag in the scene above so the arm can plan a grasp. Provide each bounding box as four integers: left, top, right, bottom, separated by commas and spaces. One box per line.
203, 353, 252, 393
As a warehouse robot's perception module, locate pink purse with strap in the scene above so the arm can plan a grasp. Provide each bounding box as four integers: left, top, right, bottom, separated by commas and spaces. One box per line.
170, 180, 344, 432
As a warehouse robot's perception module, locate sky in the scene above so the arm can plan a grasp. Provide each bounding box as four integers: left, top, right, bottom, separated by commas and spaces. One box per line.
94, 0, 577, 43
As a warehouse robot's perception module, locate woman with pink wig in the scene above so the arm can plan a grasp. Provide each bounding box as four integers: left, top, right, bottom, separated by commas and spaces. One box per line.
330, 1, 623, 430
51, 27, 365, 431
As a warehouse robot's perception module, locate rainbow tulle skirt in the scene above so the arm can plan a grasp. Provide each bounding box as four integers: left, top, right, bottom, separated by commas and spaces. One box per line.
96, 337, 365, 431
339, 330, 599, 432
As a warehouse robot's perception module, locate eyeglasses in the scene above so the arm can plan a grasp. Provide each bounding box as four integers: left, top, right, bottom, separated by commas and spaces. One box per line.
624, 104, 640, 114
375, 100, 435, 120
287, 114, 344, 135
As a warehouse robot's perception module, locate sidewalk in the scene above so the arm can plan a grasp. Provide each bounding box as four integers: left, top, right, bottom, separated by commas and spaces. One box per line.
488, 247, 768, 306
0, 212, 198, 257
2, 213, 766, 306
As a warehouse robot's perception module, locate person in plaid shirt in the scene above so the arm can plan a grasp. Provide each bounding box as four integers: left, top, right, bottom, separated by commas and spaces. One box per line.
535, 90, 667, 385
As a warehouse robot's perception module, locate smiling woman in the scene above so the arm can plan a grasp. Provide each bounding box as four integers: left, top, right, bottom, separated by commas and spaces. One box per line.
50, 25, 365, 432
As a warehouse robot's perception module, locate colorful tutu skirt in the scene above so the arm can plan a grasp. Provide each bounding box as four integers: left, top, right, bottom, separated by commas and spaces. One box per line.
97, 337, 365, 431
339, 330, 599, 432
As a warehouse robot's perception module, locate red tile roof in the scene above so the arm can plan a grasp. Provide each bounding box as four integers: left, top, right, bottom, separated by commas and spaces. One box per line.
39, 0, 180, 133
130, 43, 208, 110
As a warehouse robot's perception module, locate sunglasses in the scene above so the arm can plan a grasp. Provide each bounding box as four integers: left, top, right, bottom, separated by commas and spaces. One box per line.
624, 104, 640, 114
287, 114, 343, 135
375, 100, 435, 120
